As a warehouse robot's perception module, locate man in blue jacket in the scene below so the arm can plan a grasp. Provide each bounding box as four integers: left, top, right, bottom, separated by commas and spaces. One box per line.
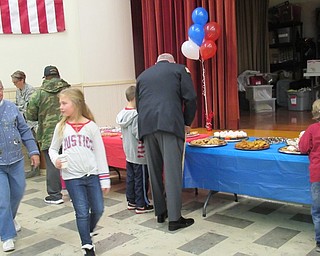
136, 53, 197, 231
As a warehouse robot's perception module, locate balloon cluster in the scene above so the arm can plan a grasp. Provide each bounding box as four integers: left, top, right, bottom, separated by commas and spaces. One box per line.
181, 7, 221, 61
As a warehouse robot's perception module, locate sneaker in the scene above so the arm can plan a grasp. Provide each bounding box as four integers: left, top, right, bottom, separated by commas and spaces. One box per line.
3, 239, 15, 252
14, 220, 21, 232
81, 244, 95, 256
135, 205, 154, 214
127, 202, 136, 210
44, 196, 64, 205
316, 243, 320, 252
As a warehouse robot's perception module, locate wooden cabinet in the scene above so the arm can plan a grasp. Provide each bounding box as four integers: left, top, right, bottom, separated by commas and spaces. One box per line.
269, 21, 303, 79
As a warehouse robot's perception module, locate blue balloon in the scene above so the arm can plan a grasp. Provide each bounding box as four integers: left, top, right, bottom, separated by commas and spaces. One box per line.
192, 7, 208, 26
188, 24, 205, 46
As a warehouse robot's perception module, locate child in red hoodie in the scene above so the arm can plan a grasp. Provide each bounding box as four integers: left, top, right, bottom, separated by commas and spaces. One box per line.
299, 99, 320, 252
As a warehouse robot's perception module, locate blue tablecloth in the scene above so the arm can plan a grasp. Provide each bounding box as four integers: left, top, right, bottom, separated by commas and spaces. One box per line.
183, 138, 312, 205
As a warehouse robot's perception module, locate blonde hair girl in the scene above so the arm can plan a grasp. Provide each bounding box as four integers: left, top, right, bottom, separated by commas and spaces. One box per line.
49, 87, 110, 255
57, 88, 95, 137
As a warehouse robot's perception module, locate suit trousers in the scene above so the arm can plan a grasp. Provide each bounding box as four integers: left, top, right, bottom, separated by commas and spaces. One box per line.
144, 131, 184, 221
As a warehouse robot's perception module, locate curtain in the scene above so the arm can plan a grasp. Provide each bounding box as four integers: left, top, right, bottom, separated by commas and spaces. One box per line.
236, 0, 269, 74
131, 0, 239, 129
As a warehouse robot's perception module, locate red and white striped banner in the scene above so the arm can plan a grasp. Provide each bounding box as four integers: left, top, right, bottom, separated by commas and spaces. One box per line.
0, 0, 65, 34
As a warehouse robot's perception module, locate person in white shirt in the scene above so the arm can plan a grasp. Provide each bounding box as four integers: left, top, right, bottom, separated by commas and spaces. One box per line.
49, 87, 110, 256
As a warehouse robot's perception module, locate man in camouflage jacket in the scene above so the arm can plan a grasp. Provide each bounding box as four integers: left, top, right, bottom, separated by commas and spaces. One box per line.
26, 66, 70, 204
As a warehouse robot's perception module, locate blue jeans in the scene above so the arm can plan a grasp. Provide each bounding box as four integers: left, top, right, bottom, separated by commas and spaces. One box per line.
65, 175, 104, 246
0, 159, 26, 241
311, 182, 320, 244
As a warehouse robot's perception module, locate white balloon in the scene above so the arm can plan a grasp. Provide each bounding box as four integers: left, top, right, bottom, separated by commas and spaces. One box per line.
181, 40, 199, 60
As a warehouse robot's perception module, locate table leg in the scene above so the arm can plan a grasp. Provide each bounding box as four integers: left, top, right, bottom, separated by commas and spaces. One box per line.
203, 190, 218, 217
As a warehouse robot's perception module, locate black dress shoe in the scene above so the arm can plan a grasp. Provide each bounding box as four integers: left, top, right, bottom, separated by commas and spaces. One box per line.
157, 211, 168, 223
168, 216, 194, 231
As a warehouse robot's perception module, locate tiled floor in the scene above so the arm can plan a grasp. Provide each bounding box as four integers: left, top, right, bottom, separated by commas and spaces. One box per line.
4, 170, 319, 256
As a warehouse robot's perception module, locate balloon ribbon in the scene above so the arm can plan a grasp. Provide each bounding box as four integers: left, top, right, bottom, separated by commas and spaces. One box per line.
200, 60, 214, 131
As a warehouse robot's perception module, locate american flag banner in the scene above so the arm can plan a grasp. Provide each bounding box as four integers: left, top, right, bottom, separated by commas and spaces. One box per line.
0, 0, 65, 34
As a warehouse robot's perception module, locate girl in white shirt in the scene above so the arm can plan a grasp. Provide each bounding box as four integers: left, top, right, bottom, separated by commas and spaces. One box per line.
49, 88, 110, 256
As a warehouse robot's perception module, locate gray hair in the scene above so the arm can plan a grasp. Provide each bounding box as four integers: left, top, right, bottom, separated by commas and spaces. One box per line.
157, 53, 175, 63
11, 70, 26, 81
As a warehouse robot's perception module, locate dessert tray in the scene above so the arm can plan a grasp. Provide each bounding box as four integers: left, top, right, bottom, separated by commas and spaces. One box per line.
286, 138, 299, 147
186, 131, 200, 138
235, 140, 270, 151
188, 137, 227, 147
213, 130, 248, 141
100, 126, 121, 137
220, 137, 248, 142
278, 146, 304, 155
101, 132, 120, 137
256, 137, 286, 144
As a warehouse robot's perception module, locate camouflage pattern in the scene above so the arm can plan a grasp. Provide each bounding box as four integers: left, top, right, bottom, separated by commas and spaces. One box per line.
26, 78, 70, 150
15, 83, 38, 131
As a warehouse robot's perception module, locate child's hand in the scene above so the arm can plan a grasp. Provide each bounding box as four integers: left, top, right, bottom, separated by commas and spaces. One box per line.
102, 187, 110, 196
55, 159, 62, 169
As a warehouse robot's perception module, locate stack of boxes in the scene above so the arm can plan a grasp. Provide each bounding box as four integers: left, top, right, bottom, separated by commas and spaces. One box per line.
245, 85, 276, 113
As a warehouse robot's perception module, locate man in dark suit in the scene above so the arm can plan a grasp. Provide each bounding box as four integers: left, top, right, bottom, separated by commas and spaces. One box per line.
136, 53, 197, 231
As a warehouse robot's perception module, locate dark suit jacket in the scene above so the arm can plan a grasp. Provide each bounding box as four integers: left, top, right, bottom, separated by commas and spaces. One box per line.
136, 60, 197, 140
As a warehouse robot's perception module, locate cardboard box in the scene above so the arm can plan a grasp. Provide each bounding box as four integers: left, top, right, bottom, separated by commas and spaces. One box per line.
307, 60, 320, 73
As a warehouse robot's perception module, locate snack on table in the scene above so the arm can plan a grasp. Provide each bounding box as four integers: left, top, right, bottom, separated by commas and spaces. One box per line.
186, 131, 199, 137
100, 126, 121, 137
235, 140, 269, 150
278, 145, 302, 154
213, 130, 247, 140
284, 138, 300, 152
286, 138, 299, 147
189, 137, 226, 146
283, 145, 300, 152
101, 132, 119, 137
257, 137, 286, 144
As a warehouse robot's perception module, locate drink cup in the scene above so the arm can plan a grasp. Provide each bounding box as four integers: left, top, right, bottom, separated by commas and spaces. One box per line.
58, 154, 68, 169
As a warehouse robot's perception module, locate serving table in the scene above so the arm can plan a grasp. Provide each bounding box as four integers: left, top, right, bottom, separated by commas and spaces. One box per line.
102, 134, 125, 179
102, 133, 208, 179
183, 138, 311, 216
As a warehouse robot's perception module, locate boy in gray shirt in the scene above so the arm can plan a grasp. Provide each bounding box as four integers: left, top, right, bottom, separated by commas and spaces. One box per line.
116, 86, 153, 214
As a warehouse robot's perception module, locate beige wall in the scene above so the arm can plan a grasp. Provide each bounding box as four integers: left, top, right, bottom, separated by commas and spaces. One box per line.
84, 82, 134, 127
1, 0, 135, 127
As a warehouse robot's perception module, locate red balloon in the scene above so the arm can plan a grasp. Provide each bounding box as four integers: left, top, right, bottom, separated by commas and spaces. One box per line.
200, 40, 217, 60
204, 22, 221, 41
